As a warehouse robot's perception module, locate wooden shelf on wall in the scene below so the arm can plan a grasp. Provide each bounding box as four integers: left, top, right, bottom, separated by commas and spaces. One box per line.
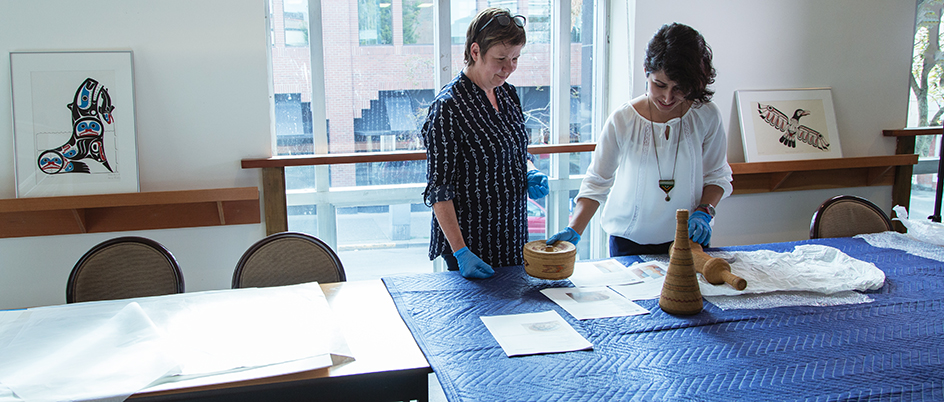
729, 154, 917, 194
0, 187, 261, 239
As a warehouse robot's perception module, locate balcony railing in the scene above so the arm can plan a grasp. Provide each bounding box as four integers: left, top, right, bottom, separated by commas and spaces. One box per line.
243, 142, 916, 258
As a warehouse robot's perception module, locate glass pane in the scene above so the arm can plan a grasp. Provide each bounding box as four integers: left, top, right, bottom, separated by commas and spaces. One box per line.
283, 0, 309, 47
358, 0, 394, 45
335, 204, 433, 280
570, 0, 595, 179
451, 0, 476, 45
912, 172, 936, 220
912, 134, 941, 221
355, 160, 427, 186
271, 0, 316, 157
527, 196, 547, 241
511, 1, 551, 146
403, 0, 434, 45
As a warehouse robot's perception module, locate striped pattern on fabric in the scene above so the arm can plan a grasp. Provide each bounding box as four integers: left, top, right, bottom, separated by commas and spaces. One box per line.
423, 72, 530, 268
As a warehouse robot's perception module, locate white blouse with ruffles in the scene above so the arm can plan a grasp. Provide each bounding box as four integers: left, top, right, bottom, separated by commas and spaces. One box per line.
576, 100, 733, 245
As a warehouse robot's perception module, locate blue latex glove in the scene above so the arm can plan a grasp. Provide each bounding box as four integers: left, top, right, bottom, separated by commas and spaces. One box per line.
454, 247, 495, 279
547, 227, 581, 246
527, 169, 549, 199
688, 210, 712, 246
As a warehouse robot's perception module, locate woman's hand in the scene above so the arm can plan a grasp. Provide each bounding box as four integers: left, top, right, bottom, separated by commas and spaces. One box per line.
527, 169, 549, 199
688, 211, 712, 246
547, 227, 581, 246
454, 247, 495, 279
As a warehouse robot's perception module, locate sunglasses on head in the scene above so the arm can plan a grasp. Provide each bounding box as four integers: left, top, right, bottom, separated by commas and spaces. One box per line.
475, 13, 526, 41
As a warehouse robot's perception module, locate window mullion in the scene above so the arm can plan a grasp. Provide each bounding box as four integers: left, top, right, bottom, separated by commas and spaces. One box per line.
592, 0, 608, 135
307, 0, 328, 157
547, 0, 572, 240
589, 0, 610, 259
434, 0, 451, 89
307, 0, 337, 250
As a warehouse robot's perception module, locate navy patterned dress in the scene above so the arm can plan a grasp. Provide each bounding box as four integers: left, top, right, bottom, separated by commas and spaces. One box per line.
423, 72, 531, 268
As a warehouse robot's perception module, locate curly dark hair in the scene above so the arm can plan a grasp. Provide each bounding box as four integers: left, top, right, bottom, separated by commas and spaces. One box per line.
644, 23, 715, 105
463, 8, 527, 66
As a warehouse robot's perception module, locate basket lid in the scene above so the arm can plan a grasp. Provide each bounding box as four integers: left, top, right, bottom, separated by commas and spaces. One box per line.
524, 240, 576, 254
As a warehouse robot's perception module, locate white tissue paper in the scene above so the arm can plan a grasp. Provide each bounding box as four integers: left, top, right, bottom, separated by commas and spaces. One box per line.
892, 205, 944, 246
0, 302, 179, 402
645, 244, 887, 310
698, 245, 885, 297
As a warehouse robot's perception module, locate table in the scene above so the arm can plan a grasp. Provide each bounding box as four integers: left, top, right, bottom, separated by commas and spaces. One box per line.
383, 237, 944, 401
0, 280, 430, 402
133, 280, 431, 402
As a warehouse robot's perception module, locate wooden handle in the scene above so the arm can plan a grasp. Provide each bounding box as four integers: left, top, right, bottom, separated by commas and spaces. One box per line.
720, 270, 748, 291
673, 240, 747, 290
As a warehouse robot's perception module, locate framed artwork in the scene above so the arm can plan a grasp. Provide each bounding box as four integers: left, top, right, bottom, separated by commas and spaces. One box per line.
735, 88, 842, 162
10, 51, 139, 198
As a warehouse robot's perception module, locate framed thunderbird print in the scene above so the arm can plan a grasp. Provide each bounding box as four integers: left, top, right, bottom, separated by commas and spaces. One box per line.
10, 51, 139, 198
735, 88, 842, 162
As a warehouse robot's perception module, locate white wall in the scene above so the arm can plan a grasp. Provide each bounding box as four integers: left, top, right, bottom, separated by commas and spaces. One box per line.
0, 0, 271, 309
630, 0, 916, 247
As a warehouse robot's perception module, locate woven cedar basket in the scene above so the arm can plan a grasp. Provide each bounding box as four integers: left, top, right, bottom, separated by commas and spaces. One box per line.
523, 240, 576, 280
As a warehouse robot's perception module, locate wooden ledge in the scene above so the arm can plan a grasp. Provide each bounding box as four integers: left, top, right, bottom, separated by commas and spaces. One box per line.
729, 155, 917, 194
729, 155, 917, 174
0, 187, 260, 238
883, 127, 942, 137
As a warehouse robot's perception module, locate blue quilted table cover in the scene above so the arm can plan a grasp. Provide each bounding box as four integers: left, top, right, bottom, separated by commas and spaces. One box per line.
383, 237, 944, 401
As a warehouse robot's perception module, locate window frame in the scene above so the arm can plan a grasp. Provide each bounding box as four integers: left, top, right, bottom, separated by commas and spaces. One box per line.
270, 0, 610, 259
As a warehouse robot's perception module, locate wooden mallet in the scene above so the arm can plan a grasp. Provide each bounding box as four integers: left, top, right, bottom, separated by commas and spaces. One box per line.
671, 239, 747, 290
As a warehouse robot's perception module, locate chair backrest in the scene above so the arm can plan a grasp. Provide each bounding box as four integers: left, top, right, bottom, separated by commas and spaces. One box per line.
810, 195, 893, 239
232, 231, 346, 289
67, 236, 184, 303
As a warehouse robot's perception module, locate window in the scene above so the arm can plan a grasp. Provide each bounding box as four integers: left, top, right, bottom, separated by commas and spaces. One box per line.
402, 0, 434, 45
267, 0, 605, 279
358, 0, 394, 45
283, 0, 309, 46
909, 1, 944, 220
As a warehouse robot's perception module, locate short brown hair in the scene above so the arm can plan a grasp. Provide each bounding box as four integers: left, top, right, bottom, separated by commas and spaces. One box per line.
463, 8, 527, 66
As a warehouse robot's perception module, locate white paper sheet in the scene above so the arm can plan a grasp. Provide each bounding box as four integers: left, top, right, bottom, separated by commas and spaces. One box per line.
608, 261, 668, 300
540, 287, 649, 319
480, 310, 592, 357
568, 259, 643, 287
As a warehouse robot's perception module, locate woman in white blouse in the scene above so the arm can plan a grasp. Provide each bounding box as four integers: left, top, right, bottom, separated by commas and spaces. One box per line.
548, 22, 733, 256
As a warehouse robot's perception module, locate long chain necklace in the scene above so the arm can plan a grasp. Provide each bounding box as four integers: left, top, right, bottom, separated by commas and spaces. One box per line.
647, 95, 683, 202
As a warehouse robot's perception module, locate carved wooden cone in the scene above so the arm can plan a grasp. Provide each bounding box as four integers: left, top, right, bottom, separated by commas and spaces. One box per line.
659, 209, 704, 315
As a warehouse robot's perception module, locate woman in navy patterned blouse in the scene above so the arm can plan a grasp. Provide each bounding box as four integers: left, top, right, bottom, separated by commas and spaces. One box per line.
422, 8, 549, 279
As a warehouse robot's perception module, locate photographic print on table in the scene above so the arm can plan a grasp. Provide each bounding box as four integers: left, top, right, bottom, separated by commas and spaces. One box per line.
10, 51, 139, 198
735, 88, 842, 162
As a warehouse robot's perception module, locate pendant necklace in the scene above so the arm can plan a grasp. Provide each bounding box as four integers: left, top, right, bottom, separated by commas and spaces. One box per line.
648, 95, 683, 202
